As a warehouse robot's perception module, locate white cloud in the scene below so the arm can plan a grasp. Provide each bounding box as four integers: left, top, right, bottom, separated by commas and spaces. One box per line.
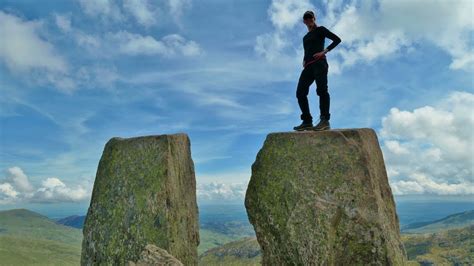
390, 172, 473, 195
59, 27, 201, 58
78, 0, 124, 22
77, 0, 191, 27
377, 0, 473, 71
256, 0, 474, 73
167, 0, 191, 18
162, 34, 201, 56
54, 13, 72, 33
255, 32, 290, 62
123, 0, 158, 27
72, 31, 101, 50
52, 11, 202, 59
324, 0, 474, 72
337, 29, 411, 66
0, 11, 67, 73
0, 11, 120, 92
76, 65, 120, 90
197, 181, 247, 202
384, 140, 409, 155
0, 183, 19, 204
267, 0, 312, 30
5, 166, 34, 192
0, 166, 90, 204
379, 90, 474, 195
254, 0, 314, 63
52, 13, 103, 53
32, 177, 88, 203
111, 31, 202, 57
185, 170, 251, 204
0, 11, 76, 93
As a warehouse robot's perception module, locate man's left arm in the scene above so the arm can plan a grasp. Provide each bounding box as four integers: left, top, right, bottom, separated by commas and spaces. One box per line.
322, 26, 341, 54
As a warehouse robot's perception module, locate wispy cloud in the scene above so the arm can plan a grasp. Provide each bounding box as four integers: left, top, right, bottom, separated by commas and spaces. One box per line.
77, 0, 192, 27
0, 11, 74, 92
123, 0, 158, 27
78, 0, 125, 23
111, 31, 202, 56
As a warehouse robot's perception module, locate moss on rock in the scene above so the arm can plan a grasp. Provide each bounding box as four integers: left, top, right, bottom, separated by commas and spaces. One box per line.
245, 128, 407, 265
81, 133, 199, 265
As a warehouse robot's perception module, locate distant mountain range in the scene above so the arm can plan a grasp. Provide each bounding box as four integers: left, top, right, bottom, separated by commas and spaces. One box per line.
401, 209, 474, 233
1, 208, 473, 265
55, 214, 85, 229
55, 209, 474, 236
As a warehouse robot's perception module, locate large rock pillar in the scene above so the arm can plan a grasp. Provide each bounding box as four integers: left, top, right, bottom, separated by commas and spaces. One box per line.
81, 133, 199, 265
245, 128, 407, 265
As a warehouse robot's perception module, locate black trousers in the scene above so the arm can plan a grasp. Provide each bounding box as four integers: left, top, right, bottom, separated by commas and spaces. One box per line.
296, 59, 330, 123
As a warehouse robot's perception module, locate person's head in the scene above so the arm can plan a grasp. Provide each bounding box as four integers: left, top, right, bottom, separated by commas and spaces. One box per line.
303, 10, 316, 29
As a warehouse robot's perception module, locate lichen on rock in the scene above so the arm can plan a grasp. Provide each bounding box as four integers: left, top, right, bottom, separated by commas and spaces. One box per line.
245, 128, 407, 265
126, 244, 184, 266
81, 133, 199, 266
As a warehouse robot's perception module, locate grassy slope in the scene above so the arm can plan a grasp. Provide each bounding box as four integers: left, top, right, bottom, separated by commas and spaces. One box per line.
199, 219, 256, 256
0, 209, 82, 244
0, 235, 81, 266
0, 209, 82, 265
198, 228, 249, 256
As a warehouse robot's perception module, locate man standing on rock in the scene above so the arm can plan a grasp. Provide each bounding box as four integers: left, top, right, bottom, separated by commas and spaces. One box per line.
294, 10, 341, 131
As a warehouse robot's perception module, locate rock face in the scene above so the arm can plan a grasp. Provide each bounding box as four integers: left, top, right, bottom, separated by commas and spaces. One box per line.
126, 244, 184, 266
81, 133, 199, 265
245, 128, 407, 265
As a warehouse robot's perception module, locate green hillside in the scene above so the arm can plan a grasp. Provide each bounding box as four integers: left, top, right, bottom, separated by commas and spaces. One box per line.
198, 228, 242, 256
199, 220, 256, 256
401, 209, 474, 234
0, 235, 81, 266
199, 236, 261, 266
0, 209, 82, 265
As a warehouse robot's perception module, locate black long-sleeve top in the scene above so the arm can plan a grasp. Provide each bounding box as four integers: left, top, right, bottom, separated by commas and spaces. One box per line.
303, 25, 341, 63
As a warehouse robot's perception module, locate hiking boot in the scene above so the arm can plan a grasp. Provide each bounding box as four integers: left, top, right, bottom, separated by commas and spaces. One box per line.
311, 118, 330, 131
293, 121, 313, 131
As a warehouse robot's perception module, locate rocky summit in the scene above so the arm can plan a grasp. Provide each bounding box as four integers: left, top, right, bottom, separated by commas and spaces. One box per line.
245, 128, 407, 265
81, 133, 199, 265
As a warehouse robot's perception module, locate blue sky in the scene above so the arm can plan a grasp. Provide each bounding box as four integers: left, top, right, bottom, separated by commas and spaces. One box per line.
0, 0, 473, 215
